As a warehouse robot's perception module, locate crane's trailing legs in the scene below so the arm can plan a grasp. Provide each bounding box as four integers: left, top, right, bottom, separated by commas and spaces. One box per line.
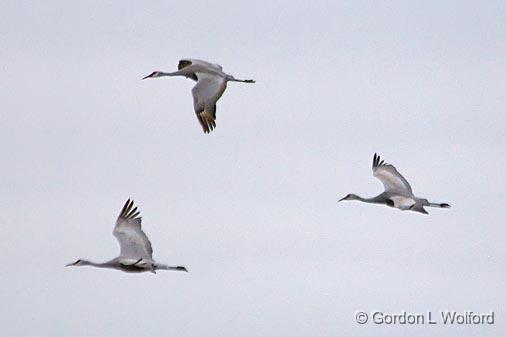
225, 75, 255, 83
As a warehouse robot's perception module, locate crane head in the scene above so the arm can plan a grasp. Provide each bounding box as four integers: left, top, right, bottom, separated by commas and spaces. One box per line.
65, 259, 83, 267
142, 71, 161, 80
339, 193, 359, 201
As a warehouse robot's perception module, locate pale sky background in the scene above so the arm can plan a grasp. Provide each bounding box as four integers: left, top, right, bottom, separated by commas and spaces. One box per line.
1, 1, 505, 336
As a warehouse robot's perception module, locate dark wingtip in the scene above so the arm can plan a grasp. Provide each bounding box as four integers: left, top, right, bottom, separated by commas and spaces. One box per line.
373, 153, 386, 168
441, 203, 451, 208
373, 153, 380, 168
119, 199, 141, 220
120, 199, 130, 216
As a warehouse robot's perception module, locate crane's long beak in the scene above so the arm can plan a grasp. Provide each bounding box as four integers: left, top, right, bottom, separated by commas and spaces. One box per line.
142, 71, 158, 80
66, 259, 80, 267
338, 196, 347, 202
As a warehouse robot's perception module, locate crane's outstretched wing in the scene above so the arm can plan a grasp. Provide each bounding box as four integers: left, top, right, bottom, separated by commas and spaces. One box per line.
113, 199, 154, 261
372, 153, 413, 194
192, 76, 227, 133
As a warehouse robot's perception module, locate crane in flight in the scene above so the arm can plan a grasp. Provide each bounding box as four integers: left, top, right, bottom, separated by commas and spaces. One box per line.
66, 199, 188, 273
339, 154, 451, 214
143, 58, 255, 133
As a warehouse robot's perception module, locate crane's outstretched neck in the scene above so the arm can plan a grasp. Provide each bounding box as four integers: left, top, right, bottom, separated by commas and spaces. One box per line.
87, 261, 115, 268
142, 70, 187, 80
363, 195, 388, 204
340, 193, 384, 204
66, 259, 116, 269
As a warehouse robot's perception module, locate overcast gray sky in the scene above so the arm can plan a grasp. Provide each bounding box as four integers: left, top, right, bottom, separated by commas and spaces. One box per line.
1, 1, 505, 336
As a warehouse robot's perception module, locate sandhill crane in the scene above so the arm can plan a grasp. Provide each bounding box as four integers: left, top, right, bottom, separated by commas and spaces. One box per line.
143, 58, 255, 133
66, 199, 188, 273
339, 154, 450, 214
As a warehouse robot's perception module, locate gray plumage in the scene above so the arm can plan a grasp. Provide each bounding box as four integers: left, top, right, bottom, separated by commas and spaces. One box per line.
143, 58, 255, 133
339, 154, 451, 214
66, 199, 188, 273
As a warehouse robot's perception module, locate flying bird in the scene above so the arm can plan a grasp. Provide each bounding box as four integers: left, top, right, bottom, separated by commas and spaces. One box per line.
143, 58, 255, 133
339, 154, 450, 214
66, 199, 188, 273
